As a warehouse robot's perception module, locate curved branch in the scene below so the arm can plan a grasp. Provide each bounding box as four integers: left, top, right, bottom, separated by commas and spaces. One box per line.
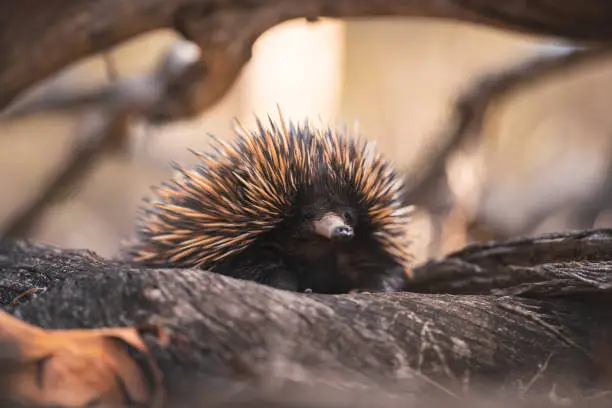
3, 0, 612, 113
402, 45, 612, 198
0, 40, 206, 238
401, 45, 612, 258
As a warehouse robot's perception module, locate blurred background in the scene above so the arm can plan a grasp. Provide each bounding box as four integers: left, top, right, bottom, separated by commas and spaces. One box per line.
2, 18, 612, 265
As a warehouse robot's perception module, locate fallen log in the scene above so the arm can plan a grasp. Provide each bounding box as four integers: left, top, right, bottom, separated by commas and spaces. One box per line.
1, 229, 611, 406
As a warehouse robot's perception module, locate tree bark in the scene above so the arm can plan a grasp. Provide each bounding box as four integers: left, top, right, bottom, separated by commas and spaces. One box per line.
1, 230, 612, 405
408, 229, 612, 297
3, 0, 612, 114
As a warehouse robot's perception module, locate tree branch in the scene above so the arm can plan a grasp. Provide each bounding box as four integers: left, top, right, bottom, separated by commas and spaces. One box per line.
408, 228, 612, 296
1, 230, 612, 405
1, 110, 131, 238
3, 0, 612, 114
0, 39, 205, 238
402, 45, 612, 257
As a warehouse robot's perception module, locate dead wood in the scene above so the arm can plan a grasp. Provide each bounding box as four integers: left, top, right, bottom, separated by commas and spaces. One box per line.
3, 0, 612, 114
1, 229, 612, 405
1, 110, 131, 238
408, 228, 612, 297
0, 39, 204, 238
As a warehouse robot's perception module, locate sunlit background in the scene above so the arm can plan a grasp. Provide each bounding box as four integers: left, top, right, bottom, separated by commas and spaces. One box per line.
3, 18, 612, 265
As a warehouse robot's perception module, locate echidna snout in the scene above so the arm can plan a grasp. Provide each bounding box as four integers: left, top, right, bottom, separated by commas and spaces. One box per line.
331, 225, 354, 241
313, 213, 354, 242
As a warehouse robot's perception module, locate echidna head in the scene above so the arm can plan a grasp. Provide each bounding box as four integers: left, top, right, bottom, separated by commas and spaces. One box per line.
273, 180, 360, 258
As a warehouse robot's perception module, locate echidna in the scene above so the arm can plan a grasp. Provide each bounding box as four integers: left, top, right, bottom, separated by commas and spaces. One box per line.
126, 111, 414, 294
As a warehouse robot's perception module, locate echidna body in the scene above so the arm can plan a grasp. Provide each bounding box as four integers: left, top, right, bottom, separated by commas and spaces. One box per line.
127, 113, 413, 294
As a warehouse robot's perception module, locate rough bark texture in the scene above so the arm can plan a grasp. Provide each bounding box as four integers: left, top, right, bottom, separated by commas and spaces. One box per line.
3, 0, 612, 114
408, 229, 612, 297
1, 230, 612, 405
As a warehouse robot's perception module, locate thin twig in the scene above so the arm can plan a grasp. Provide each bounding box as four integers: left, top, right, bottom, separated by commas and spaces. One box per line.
9, 287, 42, 306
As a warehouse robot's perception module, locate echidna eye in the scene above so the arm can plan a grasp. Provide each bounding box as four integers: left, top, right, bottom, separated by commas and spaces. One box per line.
343, 210, 355, 225
303, 213, 314, 221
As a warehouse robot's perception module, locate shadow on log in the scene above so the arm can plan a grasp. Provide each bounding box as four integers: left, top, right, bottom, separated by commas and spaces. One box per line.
1, 229, 612, 406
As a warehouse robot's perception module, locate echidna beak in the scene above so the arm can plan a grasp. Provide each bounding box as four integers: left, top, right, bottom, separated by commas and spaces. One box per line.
332, 225, 354, 241
314, 213, 354, 242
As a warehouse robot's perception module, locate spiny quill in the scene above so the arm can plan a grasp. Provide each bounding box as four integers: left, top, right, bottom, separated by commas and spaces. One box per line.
125, 109, 414, 294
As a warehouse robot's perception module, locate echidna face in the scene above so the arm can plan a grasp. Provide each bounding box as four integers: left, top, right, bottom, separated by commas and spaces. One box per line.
286, 194, 357, 249
273, 175, 377, 264
271, 182, 407, 293
295, 185, 356, 239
